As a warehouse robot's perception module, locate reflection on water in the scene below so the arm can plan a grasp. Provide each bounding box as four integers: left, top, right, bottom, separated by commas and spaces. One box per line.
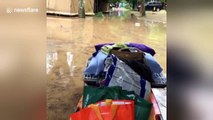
46, 52, 57, 74
47, 50, 83, 120
47, 11, 166, 120
109, 11, 125, 17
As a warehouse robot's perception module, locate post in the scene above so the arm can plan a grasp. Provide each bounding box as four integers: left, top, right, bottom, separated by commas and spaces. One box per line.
141, 0, 146, 16
79, 0, 85, 18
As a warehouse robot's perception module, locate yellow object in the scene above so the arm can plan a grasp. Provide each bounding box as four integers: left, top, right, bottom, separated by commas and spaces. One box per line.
105, 99, 112, 106
88, 99, 118, 120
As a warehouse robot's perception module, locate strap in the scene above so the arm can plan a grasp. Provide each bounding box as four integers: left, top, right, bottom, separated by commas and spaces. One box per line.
88, 104, 103, 120
106, 99, 118, 119
88, 100, 118, 120
111, 105, 118, 119
118, 48, 131, 52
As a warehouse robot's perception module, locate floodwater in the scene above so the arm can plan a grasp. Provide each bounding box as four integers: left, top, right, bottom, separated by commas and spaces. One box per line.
47, 11, 166, 120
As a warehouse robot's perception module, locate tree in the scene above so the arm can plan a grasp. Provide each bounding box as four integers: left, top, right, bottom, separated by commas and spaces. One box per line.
78, 0, 85, 18
125, 0, 137, 9
141, 0, 146, 16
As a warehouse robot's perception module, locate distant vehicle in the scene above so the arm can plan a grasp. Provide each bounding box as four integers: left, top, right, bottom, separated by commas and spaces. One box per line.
145, 1, 164, 11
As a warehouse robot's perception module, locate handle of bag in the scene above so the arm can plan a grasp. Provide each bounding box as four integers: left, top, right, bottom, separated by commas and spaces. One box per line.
111, 105, 118, 119
89, 105, 103, 120
112, 47, 145, 57
118, 48, 131, 52
88, 100, 118, 120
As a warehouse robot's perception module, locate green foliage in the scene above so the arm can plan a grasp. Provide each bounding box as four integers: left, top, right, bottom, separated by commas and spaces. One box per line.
95, 12, 105, 18
159, 0, 166, 3
124, 0, 137, 4
124, 3, 132, 9
108, 0, 121, 3
145, 0, 151, 2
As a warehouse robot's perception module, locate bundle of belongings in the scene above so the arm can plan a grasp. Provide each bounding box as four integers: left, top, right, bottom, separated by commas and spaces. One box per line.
84, 43, 166, 88
70, 43, 166, 120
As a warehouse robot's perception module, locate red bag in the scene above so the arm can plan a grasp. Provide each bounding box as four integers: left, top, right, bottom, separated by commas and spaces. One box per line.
71, 100, 135, 120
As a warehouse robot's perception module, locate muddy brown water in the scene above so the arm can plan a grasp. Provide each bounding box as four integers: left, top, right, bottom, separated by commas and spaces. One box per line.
47, 11, 166, 120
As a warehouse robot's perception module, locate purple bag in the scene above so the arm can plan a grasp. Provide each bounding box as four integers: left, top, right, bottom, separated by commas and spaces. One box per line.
94, 43, 156, 56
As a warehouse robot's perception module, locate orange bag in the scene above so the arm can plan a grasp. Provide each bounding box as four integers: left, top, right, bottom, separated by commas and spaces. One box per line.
71, 100, 135, 120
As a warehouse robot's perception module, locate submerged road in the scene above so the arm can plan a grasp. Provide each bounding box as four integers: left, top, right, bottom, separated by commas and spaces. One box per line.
47, 10, 166, 120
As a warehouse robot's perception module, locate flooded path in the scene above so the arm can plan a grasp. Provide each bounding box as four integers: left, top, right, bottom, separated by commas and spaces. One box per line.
47, 11, 166, 120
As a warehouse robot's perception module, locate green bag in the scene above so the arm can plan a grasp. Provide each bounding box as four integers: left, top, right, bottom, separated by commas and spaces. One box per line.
82, 86, 122, 107
119, 90, 153, 120
82, 86, 152, 120
135, 97, 153, 120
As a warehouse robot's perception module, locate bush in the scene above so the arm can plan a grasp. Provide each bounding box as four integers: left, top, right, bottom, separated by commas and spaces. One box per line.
95, 12, 105, 18
124, 3, 132, 10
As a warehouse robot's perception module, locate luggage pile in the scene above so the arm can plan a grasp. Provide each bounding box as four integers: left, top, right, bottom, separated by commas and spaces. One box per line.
70, 43, 166, 120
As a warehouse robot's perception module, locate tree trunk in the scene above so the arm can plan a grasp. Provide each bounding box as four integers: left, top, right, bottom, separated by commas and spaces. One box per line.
78, 0, 85, 18
133, 1, 137, 10
141, 0, 146, 16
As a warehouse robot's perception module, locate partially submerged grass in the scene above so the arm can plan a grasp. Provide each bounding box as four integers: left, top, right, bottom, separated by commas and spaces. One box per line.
95, 12, 105, 18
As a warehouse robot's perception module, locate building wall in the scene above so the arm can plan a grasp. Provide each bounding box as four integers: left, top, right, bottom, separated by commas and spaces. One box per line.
85, 0, 94, 13
70, 0, 78, 13
47, 0, 94, 14
47, 0, 71, 12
